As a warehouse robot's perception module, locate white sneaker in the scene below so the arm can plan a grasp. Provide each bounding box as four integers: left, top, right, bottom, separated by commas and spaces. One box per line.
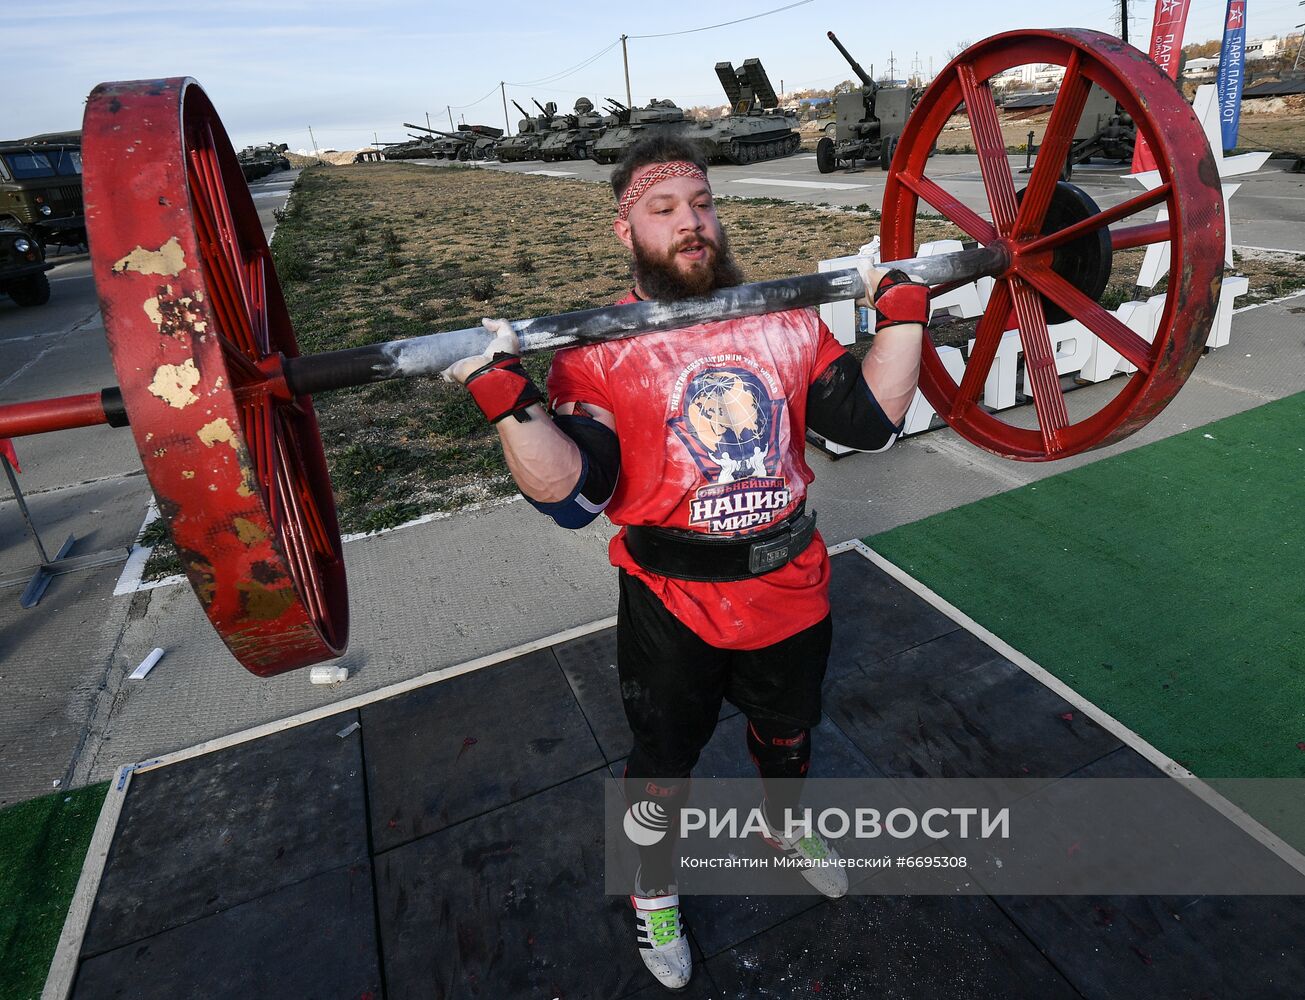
759, 804, 849, 899
631, 876, 692, 991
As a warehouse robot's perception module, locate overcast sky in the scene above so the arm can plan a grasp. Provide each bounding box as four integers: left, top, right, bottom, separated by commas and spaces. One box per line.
6, 0, 1302, 152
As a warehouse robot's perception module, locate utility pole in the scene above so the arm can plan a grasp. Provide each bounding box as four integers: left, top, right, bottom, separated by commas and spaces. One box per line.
373, 131, 380, 151
1120, 0, 1129, 45
307, 125, 319, 155
447, 105, 455, 130
425, 111, 432, 131
501, 82, 512, 135
621, 34, 633, 107
1296, 3, 1305, 72
888, 51, 897, 82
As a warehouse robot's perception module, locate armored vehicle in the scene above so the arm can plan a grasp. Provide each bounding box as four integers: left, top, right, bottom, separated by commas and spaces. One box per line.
816, 31, 913, 173
687, 58, 799, 164
0, 135, 85, 248
236, 143, 291, 180
495, 101, 554, 162
403, 123, 502, 160
0, 227, 52, 306
381, 136, 438, 159
590, 98, 687, 164
538, 98, 607, 162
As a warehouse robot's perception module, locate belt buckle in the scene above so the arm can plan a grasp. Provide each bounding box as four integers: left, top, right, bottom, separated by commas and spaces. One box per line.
748, 531, 792, 575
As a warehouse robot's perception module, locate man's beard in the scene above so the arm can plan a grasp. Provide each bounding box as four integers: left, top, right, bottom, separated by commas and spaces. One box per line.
630, 227, 745, 301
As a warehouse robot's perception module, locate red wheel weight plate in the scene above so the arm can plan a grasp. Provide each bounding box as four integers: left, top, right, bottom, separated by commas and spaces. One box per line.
83, 78, 347, 675
881, 29, 1225, 461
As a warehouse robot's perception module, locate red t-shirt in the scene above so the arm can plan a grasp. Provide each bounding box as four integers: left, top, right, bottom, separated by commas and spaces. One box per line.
546, 294, 847, 650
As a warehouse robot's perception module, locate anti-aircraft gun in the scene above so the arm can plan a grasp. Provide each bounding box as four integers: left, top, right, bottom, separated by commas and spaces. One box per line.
817, 31, 913, 173
496, 100, 554, 162
688, 58, 800, 164
403, 122, 503, 161
590, 98, 687, 164
538, 98, 606, 162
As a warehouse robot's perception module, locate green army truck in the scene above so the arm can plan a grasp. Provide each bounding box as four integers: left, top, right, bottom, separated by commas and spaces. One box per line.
0, 227, 53, 306
0, 133, 85, 248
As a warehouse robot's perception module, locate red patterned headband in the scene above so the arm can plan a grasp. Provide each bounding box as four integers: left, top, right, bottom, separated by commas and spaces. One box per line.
615, 160, 710, 221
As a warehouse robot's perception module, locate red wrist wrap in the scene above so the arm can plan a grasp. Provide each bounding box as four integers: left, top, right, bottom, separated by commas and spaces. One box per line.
464, 354, 544, 423
873, 269, 930, 332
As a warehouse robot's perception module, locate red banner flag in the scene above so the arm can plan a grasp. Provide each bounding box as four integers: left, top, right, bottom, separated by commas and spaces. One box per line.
1132, 0, 1194, 173
0, 438, 19, 474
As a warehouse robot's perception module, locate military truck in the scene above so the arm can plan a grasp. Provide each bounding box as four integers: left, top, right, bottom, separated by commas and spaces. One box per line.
403, 123, 502, 160
688, 58, 800, 164
816, 31, 913, 173
0, 227, 53, 307
0, 134, 85, 248
496, 101, 554, 162
590, 99, 688, 164
538, 98, 606, 162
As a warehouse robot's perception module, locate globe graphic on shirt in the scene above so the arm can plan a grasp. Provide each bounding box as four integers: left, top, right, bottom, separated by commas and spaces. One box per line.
685, 370, 768, 454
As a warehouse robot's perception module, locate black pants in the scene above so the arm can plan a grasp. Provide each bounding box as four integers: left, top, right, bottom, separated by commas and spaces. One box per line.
617, 569, 832, 889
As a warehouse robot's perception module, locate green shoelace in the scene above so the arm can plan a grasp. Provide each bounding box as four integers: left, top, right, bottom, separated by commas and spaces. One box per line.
647, 906, 681, 947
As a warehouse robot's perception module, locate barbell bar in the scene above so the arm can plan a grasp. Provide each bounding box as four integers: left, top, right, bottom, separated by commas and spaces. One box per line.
0, 28, 1224, 675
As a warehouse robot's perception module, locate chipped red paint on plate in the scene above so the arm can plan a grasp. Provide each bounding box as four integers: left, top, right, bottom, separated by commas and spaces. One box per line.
83, 78, 347, 675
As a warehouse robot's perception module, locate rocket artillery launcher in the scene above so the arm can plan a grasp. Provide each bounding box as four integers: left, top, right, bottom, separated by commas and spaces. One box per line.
817, 30, 913, 173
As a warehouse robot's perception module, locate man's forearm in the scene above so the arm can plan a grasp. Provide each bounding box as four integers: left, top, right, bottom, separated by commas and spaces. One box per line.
862, 324, 923, 426
496, 405, 585, 502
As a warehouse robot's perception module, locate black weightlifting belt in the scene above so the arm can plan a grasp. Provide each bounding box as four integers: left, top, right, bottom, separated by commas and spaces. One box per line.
624, 504, 817, 582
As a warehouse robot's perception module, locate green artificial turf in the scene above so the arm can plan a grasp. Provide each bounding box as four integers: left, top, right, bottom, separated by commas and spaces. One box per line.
870, 392, 1305, 782
0, 782, 109, 1000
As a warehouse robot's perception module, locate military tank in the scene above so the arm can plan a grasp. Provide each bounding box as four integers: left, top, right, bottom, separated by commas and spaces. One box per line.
236, 142, 292, 180
402, 123, 503, 160
590, 98, 687, 164
381, 135, 438, 160
689, 58, 800, 164
496, 100, 554, 162
538, 98, 607, 162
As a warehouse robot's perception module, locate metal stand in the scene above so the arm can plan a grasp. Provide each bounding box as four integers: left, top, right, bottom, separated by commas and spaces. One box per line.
1, 455, 127, 607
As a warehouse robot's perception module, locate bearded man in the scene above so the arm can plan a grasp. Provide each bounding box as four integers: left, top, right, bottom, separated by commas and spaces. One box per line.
443, 134, 927, 991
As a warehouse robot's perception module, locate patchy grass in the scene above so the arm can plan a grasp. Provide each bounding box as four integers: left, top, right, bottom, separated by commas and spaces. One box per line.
135, 161, 1302, 578
1, 782, 109, 1000
262, 162, 963, 536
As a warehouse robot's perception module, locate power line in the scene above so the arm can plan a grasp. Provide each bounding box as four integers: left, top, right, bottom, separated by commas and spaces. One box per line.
628, 0, 815, 39
507, 38, 622, 87
449, 83, 501, 110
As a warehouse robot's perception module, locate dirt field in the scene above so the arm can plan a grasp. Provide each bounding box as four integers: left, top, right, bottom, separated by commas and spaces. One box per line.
134, 163, 1305, 576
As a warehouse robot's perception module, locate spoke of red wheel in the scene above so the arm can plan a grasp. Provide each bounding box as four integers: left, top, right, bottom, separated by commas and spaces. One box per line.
1008, 276, 1070, 452
198, 124, 255, 330
1023, 184, 1173, 255
957, 64, 1019, 235
187, 157, 258, 357
951, 278, 1014, 418
894, 172, 997, 244
1013, 51, 1090, 240
1020, 265, 1155, 373
249, 253, 270, 356
280, 423, 336, 558
275, 433, 328, 625
221, 339, 264, 385
1110, 219, 1174, 251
